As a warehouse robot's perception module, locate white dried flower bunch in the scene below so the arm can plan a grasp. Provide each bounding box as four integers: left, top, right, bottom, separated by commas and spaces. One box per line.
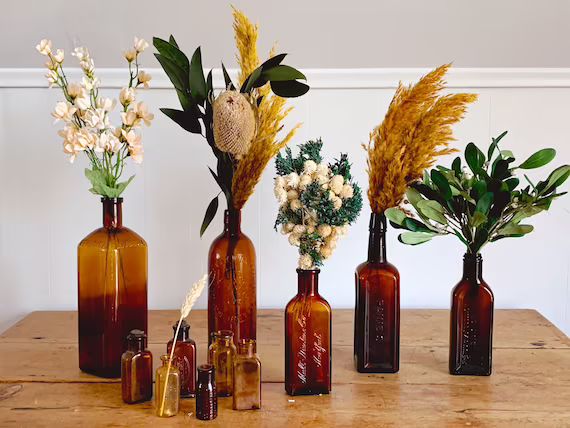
37, 37, 154, 198
274, 139, 363, 270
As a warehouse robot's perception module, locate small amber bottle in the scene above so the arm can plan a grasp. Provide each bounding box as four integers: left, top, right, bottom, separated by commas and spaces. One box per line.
196, 364, 217, 420
233, 339, 261, 410
208, 330, 236, 397
154, 355, 180, 417
166, 320, 197, 397
121, 329, 153, 404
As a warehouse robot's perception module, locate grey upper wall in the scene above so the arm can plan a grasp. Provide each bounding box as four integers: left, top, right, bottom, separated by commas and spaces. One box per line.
3, 0, 570, 68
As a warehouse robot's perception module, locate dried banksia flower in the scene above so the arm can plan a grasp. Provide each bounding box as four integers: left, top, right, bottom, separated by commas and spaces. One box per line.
213, 90, 256, 158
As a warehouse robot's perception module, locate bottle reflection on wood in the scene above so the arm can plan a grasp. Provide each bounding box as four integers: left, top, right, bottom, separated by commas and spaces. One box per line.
354, 213, 400, 373
208, 209, 256, 345
449, 253, 494, 376
285, 269, 331, 396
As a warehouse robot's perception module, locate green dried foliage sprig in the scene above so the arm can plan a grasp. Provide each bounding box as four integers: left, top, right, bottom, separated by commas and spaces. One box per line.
386, 132, 570, 254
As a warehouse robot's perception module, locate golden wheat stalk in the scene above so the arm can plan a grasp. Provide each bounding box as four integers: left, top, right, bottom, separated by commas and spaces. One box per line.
366, 64, 477, 213
159, 275, 207, 416
230, 7, 302, 210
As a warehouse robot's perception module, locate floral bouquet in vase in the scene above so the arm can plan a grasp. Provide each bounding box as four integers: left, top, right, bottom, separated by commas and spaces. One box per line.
274, 139, 362, 395
37, 37, 154, 377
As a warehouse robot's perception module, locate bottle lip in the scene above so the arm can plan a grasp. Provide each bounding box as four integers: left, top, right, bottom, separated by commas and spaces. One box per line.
173, 320, 190, 332
160, 354, 170, 363
212, 329, 233, 339
197, 364, 214, 373
101, 197, 123, 203
296, 268, 321, 274
463, 252, 482, 261
127, 329, 146, 341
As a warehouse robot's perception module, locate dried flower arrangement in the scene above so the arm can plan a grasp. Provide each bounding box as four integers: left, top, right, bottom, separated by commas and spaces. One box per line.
158, 275, 207, 417
386, 133, 570, 252
36, 38, 154, 197
365, 64, 477, 214
154, 7, 309, 235
274, 139, 363, 269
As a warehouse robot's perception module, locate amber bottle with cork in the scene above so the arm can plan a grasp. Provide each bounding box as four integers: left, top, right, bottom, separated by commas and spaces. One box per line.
285, 269, 331, 396
155, 354, 180, 417
233, 339, 261, 410
166, 320, 197, 397
121, 329, 153, 404
208, 330, 237, 397
196, 364, 217, 420
78, 197, 147, 378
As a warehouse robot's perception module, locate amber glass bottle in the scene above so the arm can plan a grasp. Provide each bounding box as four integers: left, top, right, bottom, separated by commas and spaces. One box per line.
354, 213, 400, 373
233, 339, 261, 410
166, 320, 197, 397
208, 209, 256, 345
196, 364, 217, 420
449, 253, 494, 376
155, 355, 180, 417
78, 198, 148, 378
208, 330, 237, 397
121, 329, 153, 404
285, 269, 331, 396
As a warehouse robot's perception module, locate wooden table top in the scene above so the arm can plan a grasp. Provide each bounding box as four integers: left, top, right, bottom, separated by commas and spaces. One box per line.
0, 309, 568, 427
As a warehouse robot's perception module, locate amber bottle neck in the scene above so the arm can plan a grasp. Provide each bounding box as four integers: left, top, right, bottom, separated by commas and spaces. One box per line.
237, 339, 256, 357
368, 212, 387, 263
463, 253, 483, 282
102, 198, 123, 229
223, 209, 241, 236
127, 338, 146, 352
297, 269, 320, 296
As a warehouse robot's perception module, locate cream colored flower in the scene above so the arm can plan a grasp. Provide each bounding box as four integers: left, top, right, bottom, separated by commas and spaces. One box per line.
119, 87, 136, 106
299, 174, 313, 190
280, 224, 290, 235
100, 131, 121, 153
72, 46, 89, 61
122, 129, 141, 147
134, 101, 154, 126
85, 108, 108, 130
285, 172, 300, 189
74, 95, 91, 110
67, 83, 83, 99
288, 234, 301, 247
332, 196, 342, 210
124, 49, 137, 62
303, 160, 317, 175
340, 184, 354, 199
45, 70, 58, 87
315, 173, 329, 185
307, 225, 315, 234
134, 37, 149, 53
52, 49, 64, 63
290, 199, 302, 211
52, 101, 76, 123
275, 176, 286, 189
330, 175, 345, 195
299, 254, 314, 270
82, 76, 99, 91
129, 143, 144, 164
317, 224, 332, 238
320, 246, 333, 259
316, 163, 329, 177
274, 185, 287, 205
285, 223, 295, 232
293, 225, 306, 235
287, 189, 299, 201
137, 71, 152, 88
121, 109, 138, 127
97, 97, 116, 112
76, 129, 97, 150
36, 39, 52, 55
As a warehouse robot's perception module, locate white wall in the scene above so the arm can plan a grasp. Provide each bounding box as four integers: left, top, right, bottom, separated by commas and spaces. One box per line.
0, 68, 569, 336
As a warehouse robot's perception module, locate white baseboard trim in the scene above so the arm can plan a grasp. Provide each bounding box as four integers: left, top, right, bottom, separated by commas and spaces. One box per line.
2, 67, 570, 89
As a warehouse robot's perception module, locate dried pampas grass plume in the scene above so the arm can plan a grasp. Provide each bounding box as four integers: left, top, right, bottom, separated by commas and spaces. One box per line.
159, 274, 207, 416
366, 64, 478, 213
213, 91, 256, 158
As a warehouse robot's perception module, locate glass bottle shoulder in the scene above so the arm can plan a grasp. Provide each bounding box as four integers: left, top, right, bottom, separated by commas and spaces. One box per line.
78, 226, 147, 249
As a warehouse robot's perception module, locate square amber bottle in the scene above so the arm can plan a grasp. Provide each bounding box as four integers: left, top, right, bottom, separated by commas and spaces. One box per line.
233, 339, 261, 410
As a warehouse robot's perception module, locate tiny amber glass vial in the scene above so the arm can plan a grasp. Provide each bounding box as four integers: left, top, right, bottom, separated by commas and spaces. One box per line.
121, 329, 153, 404
233, 339, 261, 410
208, 330, 236, 397
155, 355, 180, 417
196, 364, 217, 420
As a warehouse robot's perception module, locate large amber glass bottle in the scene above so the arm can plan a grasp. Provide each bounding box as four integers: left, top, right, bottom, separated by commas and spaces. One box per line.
285, 269, 331, 396
354, 213, 400, 373
208, 209, 256, 345
449, 253, 494, 376
78, 198, 148, 378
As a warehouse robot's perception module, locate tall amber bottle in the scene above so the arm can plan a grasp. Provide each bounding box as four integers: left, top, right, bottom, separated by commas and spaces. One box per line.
449, 253, 494, 376
354, 213, 400, 373
166, 320, 197, 397
78, 198, 148, 378
208, 209, 256, 345
285, 269, 331, 396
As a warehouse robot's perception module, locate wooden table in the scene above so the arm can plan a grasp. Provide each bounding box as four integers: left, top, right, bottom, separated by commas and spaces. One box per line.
0, 309, 568, 427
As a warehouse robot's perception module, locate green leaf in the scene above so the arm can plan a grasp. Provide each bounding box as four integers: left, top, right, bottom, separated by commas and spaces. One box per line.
452, 157, 462, 177
154, 53, 186, 92
153, 37, 189, 71
488, 131, 508, 159
270, 80, 310, 97
200, 194, 219, 237
465, 142, 486, 175
403, 218, 433, 233
168, 35, 179, 47
189, 47, 207, 105
417, 200, 448, 225
206, 69, 213, 95
431, 169, 452, 200
518, 148, 556, 169
398, 231, 435, 245
491, 159, 510, 180
472, 180, 487, 199
262, 65, 306, 82
497, 223, 534, 237
241, 67, 263, 93
115, 175, 135, 196
471, 211, 487, 228
385, 207, 406, 226
160, 108, 201, 134
259, 53, 287, 70
542, 165, 570, 193
475, 192, 493, 215
221, 62, 235, 90
505, 177, 520, 191
405, 187, 424, 209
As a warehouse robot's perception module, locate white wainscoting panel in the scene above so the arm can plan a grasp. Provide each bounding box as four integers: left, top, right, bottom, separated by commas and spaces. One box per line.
0, 68, 569, 336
